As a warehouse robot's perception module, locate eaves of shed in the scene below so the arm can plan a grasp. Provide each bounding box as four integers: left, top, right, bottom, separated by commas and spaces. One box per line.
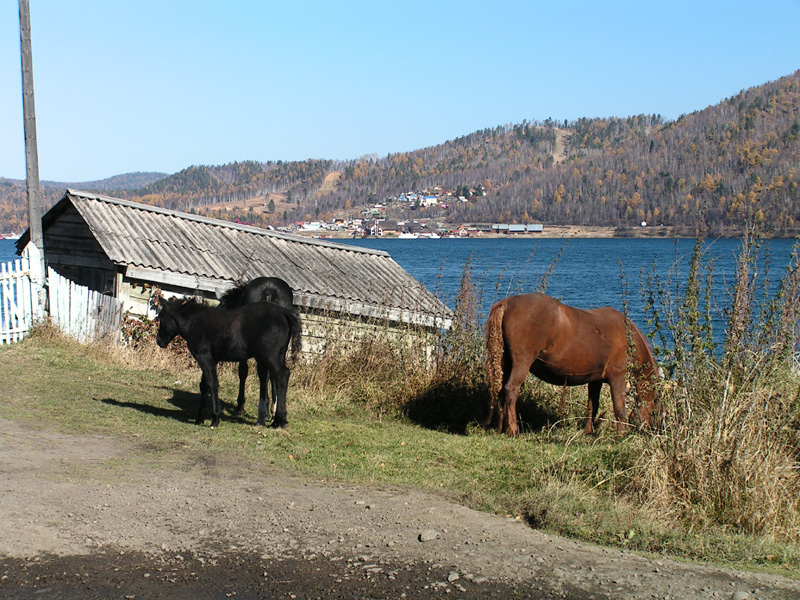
17, 190, 452, 329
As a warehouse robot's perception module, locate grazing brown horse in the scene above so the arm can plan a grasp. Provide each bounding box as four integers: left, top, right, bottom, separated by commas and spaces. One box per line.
485, 293, 659, 436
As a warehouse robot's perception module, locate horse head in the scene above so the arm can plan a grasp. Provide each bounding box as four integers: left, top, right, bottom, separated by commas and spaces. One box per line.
629, 380, 660, 426
149, 287, 163, 311
155, 298, 185, 348
628, 329, 662, 428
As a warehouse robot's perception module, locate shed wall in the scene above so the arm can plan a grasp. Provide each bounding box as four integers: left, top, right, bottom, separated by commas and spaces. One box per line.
300, 309, 437, 361
119, 283, 436, 361
42, 204, 118, 293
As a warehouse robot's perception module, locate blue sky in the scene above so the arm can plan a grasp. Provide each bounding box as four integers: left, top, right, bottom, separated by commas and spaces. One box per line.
1, 1, 799, 182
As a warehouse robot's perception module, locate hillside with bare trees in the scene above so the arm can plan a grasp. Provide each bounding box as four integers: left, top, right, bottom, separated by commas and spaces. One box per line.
2, 71, 798, 236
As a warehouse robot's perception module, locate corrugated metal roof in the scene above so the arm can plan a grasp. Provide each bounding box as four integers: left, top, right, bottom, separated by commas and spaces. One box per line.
54, 190, 453, 327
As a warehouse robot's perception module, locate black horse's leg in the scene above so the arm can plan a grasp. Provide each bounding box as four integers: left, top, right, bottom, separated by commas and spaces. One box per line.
255, 360, 271, 427
197, 373, 208, 425
269, 373, 277, 417
270, 364, 290, 429
234, 360, 248, 415
198, 360, 222, 428
584, 381, 602, 434
209, 364, 222, 428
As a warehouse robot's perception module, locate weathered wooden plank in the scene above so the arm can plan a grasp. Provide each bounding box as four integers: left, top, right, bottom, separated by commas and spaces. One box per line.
47, 267, 123, 344
125, 266, 228, 295
0, 258, 34, 345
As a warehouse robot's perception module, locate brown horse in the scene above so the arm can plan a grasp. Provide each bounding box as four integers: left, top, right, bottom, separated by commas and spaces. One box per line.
485, 293, 659, 436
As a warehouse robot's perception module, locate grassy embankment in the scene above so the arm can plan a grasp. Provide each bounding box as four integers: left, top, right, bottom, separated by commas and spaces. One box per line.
2, 232, 799, 579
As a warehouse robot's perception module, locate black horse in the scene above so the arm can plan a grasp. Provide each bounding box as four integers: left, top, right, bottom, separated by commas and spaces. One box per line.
219, 277, 294, 310
156, 297, 302, 428
218, 277, 295, 416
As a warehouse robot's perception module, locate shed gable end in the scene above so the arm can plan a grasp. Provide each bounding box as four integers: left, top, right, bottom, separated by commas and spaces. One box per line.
43, 203, 117, 293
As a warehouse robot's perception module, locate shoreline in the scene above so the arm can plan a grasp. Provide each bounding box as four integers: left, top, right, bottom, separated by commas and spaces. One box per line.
3, 225, 797, 242
290, 225, 771, 240
293, 225, 639, 240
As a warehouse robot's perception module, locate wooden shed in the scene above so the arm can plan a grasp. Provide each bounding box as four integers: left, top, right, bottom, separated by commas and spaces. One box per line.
16, 190, 452, 353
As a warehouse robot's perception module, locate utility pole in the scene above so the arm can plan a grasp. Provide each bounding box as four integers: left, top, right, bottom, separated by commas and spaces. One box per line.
18, 0, 47, 313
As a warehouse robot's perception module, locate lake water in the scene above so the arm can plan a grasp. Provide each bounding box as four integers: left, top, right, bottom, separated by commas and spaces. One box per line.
1, 238, 21, 266
337, 237, 799, 345
3, 236, 797, 343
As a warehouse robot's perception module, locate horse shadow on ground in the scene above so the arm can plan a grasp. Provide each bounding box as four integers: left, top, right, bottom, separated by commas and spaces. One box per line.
99, 387, 255, 426
403, 381, 561, 436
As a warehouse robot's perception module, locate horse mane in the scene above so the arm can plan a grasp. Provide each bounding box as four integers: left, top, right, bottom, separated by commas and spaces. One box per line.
164, 296, 210, 315
218, 283, 247, 309
484, 300, 507, 421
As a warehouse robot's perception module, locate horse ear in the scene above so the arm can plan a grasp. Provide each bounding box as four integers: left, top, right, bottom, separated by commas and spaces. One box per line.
149, 287, 163, 311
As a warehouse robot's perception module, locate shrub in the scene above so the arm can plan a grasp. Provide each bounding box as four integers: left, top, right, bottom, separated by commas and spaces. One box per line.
119, 313, 195, 371
637, 231, 800, 542
403, 259, 491, 433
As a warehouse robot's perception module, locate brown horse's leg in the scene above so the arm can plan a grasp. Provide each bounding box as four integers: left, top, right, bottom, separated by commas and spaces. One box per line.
494, 399, 506, 434
501, 365, 529, 437
584, 381, 602, 434
484, 396, 498, 430
609, 376, 629, 435
505, 397, 520, 436
492, 386, 505, 434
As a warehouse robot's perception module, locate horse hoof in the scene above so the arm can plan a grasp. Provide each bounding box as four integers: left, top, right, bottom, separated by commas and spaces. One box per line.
270, 421, 288, 429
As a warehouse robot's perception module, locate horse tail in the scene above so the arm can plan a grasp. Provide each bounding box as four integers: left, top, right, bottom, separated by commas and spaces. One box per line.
629, 320, 660, 426
218, 284, 246, 309
285, 310, 303, 367
485, 300, 507, 426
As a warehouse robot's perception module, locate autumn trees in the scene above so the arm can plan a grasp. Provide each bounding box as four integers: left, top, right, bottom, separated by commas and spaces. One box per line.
1, 73, 798, 236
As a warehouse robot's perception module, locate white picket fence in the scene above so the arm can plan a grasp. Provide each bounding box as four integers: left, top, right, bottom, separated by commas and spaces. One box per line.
47, 267, 124, 344
0, 259, 123, 345
0, 257, 39, 344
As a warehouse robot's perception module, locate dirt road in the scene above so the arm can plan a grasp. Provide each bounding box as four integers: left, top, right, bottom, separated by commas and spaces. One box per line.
1, 419, 798, 599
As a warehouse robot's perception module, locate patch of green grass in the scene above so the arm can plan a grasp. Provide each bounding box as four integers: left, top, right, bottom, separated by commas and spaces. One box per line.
2, 325, 799, 580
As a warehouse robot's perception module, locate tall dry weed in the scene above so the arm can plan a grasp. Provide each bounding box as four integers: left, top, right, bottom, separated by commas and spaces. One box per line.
637, 231, 800, 541
403, 260, 491, 432
118, 313, 196, 372
292, 311, 436, 420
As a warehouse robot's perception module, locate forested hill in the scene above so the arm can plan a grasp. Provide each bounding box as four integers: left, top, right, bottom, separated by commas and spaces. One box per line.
2, 71, 798, 236
0, 172, 166, 232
